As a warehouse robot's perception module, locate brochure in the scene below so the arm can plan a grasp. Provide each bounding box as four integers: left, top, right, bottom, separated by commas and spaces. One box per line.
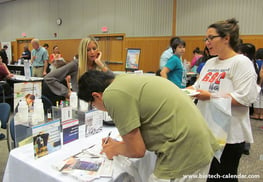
85, 110, 103, 137
62, 119, 79, 145
32, 119, 61, 159
55, 145, 113, 182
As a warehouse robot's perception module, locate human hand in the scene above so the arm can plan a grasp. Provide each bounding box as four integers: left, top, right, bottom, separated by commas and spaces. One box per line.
94, 51, 104, 68
66, 90, 72, 100
7, 74, 14, 79
43, 71, 47, 76
101, 137, 122, 159
195, 89, 211, 100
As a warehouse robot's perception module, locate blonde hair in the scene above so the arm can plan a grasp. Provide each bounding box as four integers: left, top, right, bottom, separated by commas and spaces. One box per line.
31, 38, 40, 45
78, 36, 99, 79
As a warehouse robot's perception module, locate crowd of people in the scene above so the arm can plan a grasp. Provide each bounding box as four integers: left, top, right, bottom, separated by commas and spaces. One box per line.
0, 18, 262, 182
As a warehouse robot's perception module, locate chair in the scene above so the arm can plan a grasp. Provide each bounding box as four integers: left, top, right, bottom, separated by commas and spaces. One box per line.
0, 81, 14, 112
0, 102, 11, 129
6, 116, 15, 151
0, 81, 8, 102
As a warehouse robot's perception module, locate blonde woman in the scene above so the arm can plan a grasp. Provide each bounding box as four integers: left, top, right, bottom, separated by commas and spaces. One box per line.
43, 36, 109, 106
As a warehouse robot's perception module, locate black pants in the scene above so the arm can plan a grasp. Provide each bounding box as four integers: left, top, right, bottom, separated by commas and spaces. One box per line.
207, 142, 245, 182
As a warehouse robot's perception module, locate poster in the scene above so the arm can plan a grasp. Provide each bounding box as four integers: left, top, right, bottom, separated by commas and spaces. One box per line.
13, 81, 42, 111
125, 48, 141, 70
32, 119, 61, 159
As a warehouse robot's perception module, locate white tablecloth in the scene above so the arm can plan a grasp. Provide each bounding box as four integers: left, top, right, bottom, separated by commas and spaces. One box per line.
3, 126, 156, 182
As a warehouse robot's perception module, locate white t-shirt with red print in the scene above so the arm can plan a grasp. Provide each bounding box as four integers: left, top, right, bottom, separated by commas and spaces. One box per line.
193, 54, 259, 144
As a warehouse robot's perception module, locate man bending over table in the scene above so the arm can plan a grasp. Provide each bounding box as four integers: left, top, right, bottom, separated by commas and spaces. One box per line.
78, 70, 220, 182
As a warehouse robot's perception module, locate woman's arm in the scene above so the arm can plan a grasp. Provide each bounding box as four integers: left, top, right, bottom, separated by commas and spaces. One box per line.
3, 63, 13, 78
94, 51, 110, 72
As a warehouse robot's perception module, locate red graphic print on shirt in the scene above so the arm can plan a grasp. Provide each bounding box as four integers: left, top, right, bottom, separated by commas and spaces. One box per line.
201, 70, 227, 92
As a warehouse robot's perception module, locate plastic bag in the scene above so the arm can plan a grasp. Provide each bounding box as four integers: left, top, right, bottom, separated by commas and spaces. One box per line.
203, 95, 232, 161
113, 155, 142, 182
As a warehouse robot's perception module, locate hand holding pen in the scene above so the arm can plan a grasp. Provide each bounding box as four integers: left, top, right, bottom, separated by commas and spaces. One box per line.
103, 131, 112, 145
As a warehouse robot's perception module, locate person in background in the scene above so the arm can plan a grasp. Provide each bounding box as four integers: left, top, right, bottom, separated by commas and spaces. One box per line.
238, 44, 261, 120
49, 45, 62, 72
160, 38, 187, 88
159, 37, 180, 69
43, 43, 49, 50
42, 36, 109, 105
195, 46, 215, 75
73, 54, 79, 60
0, 45, 9, 65
43, 43, 50, 73
21, 45, 31, 60
190, 47, 203, 72
31, 39, 49, 77
255, 48, 263, 72
190, 18, 258, 182
78, 70, 219, 182
237, 43, 258, 155
0, 56, 13, 81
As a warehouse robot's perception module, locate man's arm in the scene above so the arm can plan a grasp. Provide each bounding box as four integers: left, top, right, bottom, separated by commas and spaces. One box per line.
101, 128, 146, 159
43, 60, 48, 76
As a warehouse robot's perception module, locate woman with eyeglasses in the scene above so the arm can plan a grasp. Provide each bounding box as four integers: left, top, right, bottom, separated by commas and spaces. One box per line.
42, 36, 109, 106
189, 18, 259, 182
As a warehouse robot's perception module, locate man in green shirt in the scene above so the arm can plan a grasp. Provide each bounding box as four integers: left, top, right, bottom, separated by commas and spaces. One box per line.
78, 70, 220, 181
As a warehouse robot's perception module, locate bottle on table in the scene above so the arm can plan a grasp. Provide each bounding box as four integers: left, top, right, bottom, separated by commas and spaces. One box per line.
32, 99, 45, 125
16, 100, 29, 124
70, 92, 78, 110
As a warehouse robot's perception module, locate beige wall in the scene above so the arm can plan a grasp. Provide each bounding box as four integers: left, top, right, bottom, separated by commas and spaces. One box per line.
176, 0, 263, 36
4, 0, 263, 73
0, 0, 173, 41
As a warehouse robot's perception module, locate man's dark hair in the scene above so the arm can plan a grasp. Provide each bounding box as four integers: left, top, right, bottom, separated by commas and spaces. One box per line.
255, 48, 263, 60
43, 43, 49, 48
3, 45, 8, 49
169, 37, 181, 47
171, 39, 186, 53
78, 70, 115, 102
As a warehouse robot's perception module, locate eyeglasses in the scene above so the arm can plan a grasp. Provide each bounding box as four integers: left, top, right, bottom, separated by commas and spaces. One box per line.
203, 35, 221, 42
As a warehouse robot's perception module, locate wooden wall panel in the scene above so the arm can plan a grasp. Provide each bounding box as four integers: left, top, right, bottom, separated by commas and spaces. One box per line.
10, 35, 263, 72
40, 39, 81, 62
125, 37, 171, 72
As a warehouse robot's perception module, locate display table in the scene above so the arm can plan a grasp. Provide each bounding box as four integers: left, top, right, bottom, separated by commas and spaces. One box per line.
10, 75, 43, 82
3, 126, 156, 182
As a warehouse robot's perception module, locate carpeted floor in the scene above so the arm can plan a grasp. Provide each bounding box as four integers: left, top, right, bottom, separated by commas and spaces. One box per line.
0, 119, 262, 181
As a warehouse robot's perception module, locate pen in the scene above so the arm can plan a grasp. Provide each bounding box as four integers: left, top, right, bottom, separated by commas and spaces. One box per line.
104, 131, 112, 144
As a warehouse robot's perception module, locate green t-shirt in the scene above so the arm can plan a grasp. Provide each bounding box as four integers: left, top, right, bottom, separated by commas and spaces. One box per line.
103, 74, 219, 179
